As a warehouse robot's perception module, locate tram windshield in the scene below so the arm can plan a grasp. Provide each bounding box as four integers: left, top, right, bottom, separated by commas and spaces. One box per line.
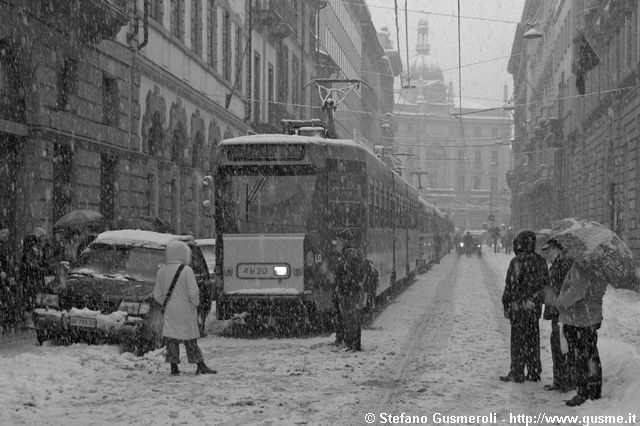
217, 166, 317, 234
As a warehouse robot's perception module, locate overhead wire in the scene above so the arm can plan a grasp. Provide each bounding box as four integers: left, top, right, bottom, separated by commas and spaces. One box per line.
456, 0, 470, 168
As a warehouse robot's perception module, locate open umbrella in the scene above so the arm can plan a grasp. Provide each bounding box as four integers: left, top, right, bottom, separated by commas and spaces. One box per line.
54, 209, 104, 232
551, 217, 637, 289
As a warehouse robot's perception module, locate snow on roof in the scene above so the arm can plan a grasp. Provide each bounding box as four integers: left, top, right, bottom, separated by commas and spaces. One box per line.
95, 230, 193, 248
221, 133, 361, 149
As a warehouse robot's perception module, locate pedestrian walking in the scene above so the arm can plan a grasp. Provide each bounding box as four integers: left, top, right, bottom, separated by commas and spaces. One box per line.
19, 232, 47, 312
555, 263, 607, 406
462, 231, 474, 258
500, 230, 549, 383
1, 228, 20, 329
541, 238, 574, 393
503, 227, 514, 254
331, 228, 366, 352
153, 240, 216, 376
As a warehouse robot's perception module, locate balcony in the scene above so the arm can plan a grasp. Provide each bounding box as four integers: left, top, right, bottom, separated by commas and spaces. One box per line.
33, 0, 130, 43
253, 0, 295, 39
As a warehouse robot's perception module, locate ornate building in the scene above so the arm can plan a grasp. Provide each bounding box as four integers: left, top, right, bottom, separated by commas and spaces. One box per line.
394, 19, 513, 231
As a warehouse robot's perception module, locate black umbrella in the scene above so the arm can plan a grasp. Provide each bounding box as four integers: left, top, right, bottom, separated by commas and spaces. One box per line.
54, 209, 105, 232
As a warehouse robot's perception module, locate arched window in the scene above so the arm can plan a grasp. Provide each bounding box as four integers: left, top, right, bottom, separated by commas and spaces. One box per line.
148, 112, 163, 156
171, 122, 186, 163
192, 131, 204, 168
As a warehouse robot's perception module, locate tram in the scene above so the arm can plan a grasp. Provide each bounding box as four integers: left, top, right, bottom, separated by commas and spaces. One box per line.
212, 119, 453, 323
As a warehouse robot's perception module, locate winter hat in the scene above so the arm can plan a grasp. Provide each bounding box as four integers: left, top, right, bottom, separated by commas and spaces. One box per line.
541, 237, 563, 251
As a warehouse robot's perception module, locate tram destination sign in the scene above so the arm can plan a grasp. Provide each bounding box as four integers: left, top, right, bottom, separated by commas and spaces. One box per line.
228, 144, 305, 162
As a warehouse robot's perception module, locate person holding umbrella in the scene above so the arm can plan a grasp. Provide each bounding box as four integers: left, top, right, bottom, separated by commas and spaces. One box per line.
548, 217, 632, 406
555, 264, 607, 406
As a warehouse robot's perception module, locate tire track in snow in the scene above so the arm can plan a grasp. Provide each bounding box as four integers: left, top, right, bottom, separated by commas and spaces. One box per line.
369, 254, 462, 409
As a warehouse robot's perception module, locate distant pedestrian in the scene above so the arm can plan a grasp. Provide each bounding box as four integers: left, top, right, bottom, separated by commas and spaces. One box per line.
462, 231, 474, 258
489, 226, 501, 253
153, 240, 216, 376
433, 233, 443, 263
331, 228, 366, 351
19, 233, 47, 312
500, 230, 549, 383
1, 228, 20, 328
541, 238, 574, 393
503, 227, 514, 254
555, 264, 607, 406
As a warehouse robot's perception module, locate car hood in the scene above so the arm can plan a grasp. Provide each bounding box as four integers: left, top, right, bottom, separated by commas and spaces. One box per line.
58, 275, 154, 313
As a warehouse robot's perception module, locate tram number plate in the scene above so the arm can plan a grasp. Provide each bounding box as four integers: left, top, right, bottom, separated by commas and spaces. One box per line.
238, 263, 273, 279
69, 317, 97, 328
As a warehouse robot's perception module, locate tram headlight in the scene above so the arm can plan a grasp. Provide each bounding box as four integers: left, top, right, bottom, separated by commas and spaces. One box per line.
273, 265, 289, 277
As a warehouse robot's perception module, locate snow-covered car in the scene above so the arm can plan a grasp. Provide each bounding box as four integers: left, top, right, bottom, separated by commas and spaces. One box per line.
32, 230, 214, 355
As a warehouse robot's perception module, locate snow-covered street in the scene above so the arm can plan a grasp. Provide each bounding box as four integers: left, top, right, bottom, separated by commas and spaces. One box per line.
1, 251, 639, 425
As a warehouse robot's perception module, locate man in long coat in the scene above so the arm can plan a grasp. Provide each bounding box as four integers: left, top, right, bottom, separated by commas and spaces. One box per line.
500, 230, 549, 382
331, 228, 366, 351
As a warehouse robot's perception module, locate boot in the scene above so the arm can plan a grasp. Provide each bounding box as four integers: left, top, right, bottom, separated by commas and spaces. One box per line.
196, 362, 217, 375
499, 373, 524, 383
170, 363, 180, 376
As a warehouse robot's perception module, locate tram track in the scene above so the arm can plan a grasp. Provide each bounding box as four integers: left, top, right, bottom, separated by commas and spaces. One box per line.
370, 255, 462, 408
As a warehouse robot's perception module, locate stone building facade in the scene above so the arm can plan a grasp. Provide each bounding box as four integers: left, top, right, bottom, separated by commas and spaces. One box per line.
0, 0, 316, 251
395, 19, 513, 231
508, 0, 640, 255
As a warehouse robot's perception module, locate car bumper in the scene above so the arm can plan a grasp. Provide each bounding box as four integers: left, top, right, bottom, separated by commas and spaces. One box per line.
32, 308, 145, 342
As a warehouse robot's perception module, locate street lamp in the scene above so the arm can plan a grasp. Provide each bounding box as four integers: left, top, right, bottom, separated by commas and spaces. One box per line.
411, 171, 429, 189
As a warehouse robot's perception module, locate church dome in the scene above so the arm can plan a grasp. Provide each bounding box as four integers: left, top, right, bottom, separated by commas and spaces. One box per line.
409, 55, 444, 81
408, 18, 443, 81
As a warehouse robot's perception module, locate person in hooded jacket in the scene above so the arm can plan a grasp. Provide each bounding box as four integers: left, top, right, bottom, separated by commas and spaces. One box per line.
500, 230, 549, 383
153, 240, 216, 376
555, 263, 607, 407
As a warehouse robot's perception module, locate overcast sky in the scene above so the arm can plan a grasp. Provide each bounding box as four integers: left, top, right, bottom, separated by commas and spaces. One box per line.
366, 0, 526, 107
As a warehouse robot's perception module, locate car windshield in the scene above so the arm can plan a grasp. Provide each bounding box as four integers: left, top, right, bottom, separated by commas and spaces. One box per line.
71, 243, 164, 282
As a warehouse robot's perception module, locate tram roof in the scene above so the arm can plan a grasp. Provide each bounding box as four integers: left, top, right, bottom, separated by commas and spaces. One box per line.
221, 133, 368, 151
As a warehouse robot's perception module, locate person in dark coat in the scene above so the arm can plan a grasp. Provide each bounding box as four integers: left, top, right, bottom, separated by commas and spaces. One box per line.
462, 231, 474, 257
503, 227, 514, 254
500, 230, 549, 383
1, 228, 19, 327
19, 234, 47, 312
433, 233, 442, 263
331, 228, 366, 351
541, 238, 574, 392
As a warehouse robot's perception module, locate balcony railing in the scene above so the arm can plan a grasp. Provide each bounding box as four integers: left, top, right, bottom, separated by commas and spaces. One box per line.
253, 0, 295, 39
35, 0, 130, 43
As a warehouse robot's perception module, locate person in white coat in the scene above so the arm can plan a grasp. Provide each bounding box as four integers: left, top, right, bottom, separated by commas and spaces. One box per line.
153, 240, 216, 376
